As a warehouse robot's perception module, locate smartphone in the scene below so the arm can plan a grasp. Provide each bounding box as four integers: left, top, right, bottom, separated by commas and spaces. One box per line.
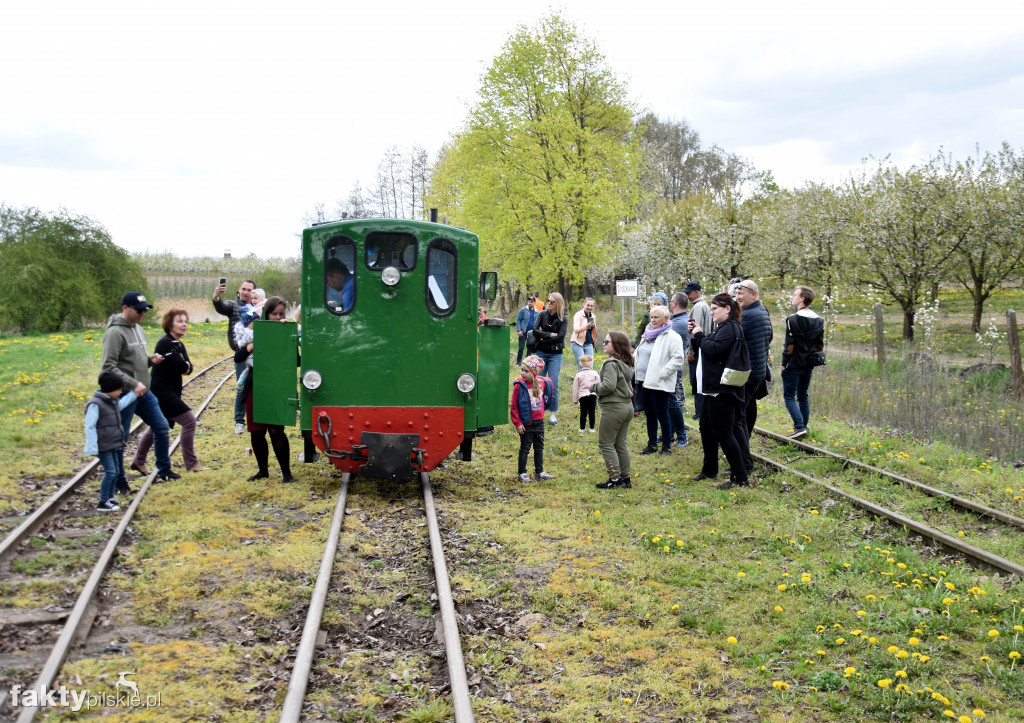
219, 277, 227, 285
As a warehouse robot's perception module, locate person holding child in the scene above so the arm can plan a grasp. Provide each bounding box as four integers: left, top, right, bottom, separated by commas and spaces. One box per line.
588, 331, 635, 489
572, 355, 600, 434
510, 355, 557, 483
84, 371, 137, 511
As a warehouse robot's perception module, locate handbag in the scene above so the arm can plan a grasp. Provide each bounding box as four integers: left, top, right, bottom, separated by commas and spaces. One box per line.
808, 350, 827, 367
525, 329, 538, 351
720, 323, 751, 387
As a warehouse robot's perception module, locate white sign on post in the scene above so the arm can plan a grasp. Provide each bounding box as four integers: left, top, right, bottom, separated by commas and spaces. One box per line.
615, 279, 638, 297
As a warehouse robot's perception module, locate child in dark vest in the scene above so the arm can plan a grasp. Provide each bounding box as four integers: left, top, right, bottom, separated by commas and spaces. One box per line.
510, 355, 556, 483
84, 371, 138, 511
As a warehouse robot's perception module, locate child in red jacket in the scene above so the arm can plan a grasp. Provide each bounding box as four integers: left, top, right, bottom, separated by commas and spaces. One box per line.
511, 355, 556, 483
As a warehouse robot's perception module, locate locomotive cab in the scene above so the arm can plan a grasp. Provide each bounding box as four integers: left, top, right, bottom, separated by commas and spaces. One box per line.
253, 218, 509, 480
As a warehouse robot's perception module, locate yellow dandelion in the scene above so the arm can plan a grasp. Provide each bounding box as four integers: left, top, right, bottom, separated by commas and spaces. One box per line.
988, 629, 999, 638
835, 637, 845, 645
1010, 651, 1021, 660
727, 636, 738, 644
774, 605, 783, 613
737, 572, 746, 578
973, 709, 986, 718
894, 670, 908, 678
772, 681, 789, 691
887, 645, 900, 654
778, 584, 787, 591
856, 610, 867, 617
908, 637, 919, 645
877, 678, 892, 688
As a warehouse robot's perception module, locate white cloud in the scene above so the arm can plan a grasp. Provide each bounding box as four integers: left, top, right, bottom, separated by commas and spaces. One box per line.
1, 0, 1022, 257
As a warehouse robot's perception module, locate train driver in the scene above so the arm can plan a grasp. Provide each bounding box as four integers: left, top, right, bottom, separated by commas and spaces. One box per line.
326, 258, 354, 313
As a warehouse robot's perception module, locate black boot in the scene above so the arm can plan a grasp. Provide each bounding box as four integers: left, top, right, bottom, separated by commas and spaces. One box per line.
717, 476, 747, 490
247, 469, 269, 481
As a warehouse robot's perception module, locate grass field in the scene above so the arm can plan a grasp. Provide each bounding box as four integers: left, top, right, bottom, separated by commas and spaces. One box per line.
3, 305, 1023, 722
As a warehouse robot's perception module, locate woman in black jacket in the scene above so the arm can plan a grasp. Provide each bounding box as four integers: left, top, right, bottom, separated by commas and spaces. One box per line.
690, 293, 750, 489
130, 308, 207, 473
533, 292, 567, 425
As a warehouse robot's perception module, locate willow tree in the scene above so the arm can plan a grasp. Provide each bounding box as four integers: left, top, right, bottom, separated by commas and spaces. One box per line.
428, 14, 645, 295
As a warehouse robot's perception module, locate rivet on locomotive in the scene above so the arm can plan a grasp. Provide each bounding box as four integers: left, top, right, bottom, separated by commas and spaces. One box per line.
252, 215, 510, 480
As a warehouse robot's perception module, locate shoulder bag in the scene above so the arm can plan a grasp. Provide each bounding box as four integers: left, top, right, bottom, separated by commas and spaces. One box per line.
720, 322, 751, 387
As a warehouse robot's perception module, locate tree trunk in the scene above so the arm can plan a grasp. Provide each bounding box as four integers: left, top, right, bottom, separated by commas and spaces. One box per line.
902, 310, 915, 341
930, 281, 939, 303
971, 282, 987, 334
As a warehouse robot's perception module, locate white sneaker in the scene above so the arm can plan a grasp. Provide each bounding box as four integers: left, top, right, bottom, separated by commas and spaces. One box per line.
235, 423, 245, 434
549, 414, 558, 425
579, 428, 586, 434
588, 428, 596, 434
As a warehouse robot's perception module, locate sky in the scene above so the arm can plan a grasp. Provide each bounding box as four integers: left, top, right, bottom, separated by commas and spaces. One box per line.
2, 0, 1022, 259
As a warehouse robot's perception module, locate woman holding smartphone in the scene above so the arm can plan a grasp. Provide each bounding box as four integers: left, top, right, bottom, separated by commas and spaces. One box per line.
130, 308, 208, 474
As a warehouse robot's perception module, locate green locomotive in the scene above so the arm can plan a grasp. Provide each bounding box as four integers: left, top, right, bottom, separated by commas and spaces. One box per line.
252, 217, 509, 480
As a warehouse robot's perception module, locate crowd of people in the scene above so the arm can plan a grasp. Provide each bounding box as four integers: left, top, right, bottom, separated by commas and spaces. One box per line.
84, 282, 312, 511
510, 281, 825, 491
82, 277, 824, 511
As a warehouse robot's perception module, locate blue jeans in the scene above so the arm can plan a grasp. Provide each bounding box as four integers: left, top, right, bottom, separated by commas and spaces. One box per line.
234, 361, 247, 424
667, 370, 688, 442
782, 366, 814, 429
537, 350, 563, 413
97, 449, 123, 503
642, 387, 673, 450
570, 342, 594, 371
120, 392, 171, 474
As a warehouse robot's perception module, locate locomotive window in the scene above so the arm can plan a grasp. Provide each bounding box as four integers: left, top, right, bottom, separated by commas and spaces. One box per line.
425, 238, 457, 318
365, 232, 417, 271
325, 237, 356, 315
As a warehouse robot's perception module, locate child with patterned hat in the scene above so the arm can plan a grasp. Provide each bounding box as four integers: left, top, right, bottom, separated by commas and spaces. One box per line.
510, 355, 556, 483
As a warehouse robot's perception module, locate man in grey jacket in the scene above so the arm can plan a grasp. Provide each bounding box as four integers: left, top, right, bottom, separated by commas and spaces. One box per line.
684, 282, 711, 421
102, 292, 177, 485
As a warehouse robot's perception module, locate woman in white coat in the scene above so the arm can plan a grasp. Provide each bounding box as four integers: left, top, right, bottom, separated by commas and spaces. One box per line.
634, 306, 686, 455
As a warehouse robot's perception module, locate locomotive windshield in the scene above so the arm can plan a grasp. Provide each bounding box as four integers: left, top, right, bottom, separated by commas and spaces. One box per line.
325, 237, 356, 314
365, 231, 417, 270
425, 238, 457, 317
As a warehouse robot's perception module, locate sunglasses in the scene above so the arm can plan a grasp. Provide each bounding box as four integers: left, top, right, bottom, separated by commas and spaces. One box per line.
603, 339, 611, 344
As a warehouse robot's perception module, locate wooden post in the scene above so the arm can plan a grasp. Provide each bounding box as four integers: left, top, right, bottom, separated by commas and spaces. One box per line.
1008, 310, 1023, 398
874, 303, 885, 371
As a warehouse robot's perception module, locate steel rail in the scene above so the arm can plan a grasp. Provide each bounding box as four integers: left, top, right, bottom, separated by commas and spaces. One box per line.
750, 450, 1024, 578
15, 370, 235, 723
753, 425, 1024, 530
278, 473, 350, 723
0, 356, 233, 563
421, 472, 475, 723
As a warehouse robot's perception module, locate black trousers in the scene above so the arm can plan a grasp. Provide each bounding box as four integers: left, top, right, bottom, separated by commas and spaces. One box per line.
579, 395, 597, 430
698, 394, 749, 483
518, 421, 545, 474
251, 426, 291, 477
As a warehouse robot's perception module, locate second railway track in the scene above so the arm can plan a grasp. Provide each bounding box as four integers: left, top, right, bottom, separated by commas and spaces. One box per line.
745, 424, 1024, 577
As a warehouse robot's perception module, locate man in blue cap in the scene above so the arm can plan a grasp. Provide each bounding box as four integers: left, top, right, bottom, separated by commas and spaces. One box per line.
101, 292, 177, 487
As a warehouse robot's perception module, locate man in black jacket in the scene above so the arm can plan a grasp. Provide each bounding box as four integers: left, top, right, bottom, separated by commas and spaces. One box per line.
735, 280, 773, 473
782, 286, 825, 439
213, 279, 255, 434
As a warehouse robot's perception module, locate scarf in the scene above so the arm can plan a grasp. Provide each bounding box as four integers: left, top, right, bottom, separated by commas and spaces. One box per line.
642, 322, 672, 343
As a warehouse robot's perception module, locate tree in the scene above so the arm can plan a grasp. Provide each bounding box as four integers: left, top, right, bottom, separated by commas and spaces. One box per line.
845, 158, 965, 340
949, 144, 1024, 332
0, 205, 148, 332
426, 14, 646, 296
638, 113, 751, 206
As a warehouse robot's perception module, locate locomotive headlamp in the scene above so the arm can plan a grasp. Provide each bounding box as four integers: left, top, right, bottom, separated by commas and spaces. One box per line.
381, 266, 401, 286
456, 373, 476, 393
302, 369, 323, 391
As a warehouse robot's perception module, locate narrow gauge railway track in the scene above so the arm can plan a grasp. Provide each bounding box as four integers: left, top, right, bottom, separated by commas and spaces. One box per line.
279, 472, 474, 723
745, 425, 1024, 578
0, 362, 235, 723
0, 355, 233, 553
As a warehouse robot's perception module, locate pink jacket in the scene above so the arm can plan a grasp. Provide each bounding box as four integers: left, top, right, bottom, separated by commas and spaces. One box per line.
570, 309, 597, 346
572, 368, 601, 403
